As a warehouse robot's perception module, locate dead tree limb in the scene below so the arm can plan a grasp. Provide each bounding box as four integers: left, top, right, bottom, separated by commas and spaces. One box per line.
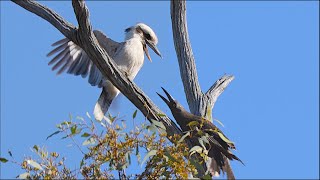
171, 1, 234, 119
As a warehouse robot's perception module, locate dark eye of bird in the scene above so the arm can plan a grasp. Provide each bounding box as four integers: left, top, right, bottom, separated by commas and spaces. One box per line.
173, 102, 177, 108
125, 27, 131, 33
144, 32, 151, 40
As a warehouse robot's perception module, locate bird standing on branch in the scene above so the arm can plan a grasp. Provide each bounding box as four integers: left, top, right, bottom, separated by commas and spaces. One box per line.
47, 23, 162, 121
157, 87, 243, 179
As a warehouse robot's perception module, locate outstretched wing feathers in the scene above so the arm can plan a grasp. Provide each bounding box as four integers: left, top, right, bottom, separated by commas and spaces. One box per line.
47, 30, 121, 87
47, 39, 69, 57
93, 30, 121, 56
89, 65, 102, 87
66, 51, 82, 74
51, 38, 69, 47
48, 42, 70, 66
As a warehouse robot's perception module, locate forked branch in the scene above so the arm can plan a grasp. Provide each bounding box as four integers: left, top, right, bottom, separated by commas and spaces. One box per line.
170, 0, 234, 118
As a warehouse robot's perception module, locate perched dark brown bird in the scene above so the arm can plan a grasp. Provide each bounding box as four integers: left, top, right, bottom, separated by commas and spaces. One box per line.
157, 87, 243, 179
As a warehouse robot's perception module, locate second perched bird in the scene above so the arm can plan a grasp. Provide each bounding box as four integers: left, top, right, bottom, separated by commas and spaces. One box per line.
157, 87, 243, 179
47, 23, 162, 121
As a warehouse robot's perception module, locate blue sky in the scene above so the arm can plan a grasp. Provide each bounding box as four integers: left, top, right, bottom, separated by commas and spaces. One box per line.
1, 1, 319, 179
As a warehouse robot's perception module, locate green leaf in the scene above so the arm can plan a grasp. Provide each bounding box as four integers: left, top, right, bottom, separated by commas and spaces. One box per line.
198, 138, 206, 150
187, 121, 199, 127
100, 121, 107, 127
163, 155, 169, 162
150, 119, 166, 130
61, 121, 71, 126
0, 157, 8, 163
82, 137, 96, 146
217, 131, 234, 144
17, 172, 30, 179
46, 130, 61, 140
81, 133, 91, 137
80, 159, 85, 168
126, 152, 131, 166
108, 113, 116, 121
157, 125, 167, 135
40, 150, 48, 159
27, 159, 43, 170
202, 135, 210, 145
157, 113, 166, 117
141, 149, 157, 166
33, 145, 39, 152
196, 127, 204, 136
202, 174, 212, 180
198, 136, 210, 151
213, 118, 224, 127
76, 116, 85, 121
177, 131, 190, 144
104, 117, 112, 125
71, 125, 77, 135
136, 142, 141, 164
146, 124, 157, 133
135, 142, 139, 156
189, 146, 203, 156
86, 112, 92, 119
132, 110, 138, 119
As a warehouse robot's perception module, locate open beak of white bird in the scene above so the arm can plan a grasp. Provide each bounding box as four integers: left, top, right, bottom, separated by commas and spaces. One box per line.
144, 39, 162, 62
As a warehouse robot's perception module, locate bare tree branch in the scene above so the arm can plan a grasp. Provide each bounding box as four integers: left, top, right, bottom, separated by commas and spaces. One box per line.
170, 0, 234, 118
205, 75, 235, 109
170, 0, 202, 115
11, 0, 186, 146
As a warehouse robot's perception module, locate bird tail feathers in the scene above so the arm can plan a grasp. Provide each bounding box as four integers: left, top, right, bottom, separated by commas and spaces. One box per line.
223, 156, 236, 180
207, 156, 235, 180
94, 87, 118, 121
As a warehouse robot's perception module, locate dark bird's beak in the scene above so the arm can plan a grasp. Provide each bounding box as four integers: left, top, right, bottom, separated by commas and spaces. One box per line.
144, 39, 162, 62
157, 87, 174, 106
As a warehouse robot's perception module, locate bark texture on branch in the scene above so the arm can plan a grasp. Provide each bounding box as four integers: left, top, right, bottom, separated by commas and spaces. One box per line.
171, 0, 234, 120
170, 0, 202, 115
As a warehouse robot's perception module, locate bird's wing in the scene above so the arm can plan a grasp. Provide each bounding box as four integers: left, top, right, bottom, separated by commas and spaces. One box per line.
203, 122, 244, 164
203, 122, 235, 149
93, 30, 122, 58
47, 30, 122, 87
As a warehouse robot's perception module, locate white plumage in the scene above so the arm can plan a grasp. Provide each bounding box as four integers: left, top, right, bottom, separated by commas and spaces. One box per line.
47, 23, 161, 121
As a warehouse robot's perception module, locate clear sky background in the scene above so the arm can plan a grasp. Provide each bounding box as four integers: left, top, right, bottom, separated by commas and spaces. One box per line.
1, 1, 319, 179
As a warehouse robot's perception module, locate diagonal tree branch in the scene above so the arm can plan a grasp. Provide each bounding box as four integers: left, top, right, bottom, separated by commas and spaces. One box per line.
12, 0, 186, 147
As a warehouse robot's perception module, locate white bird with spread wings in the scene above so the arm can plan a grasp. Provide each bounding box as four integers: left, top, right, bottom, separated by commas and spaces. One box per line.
47, 23, 162, 121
